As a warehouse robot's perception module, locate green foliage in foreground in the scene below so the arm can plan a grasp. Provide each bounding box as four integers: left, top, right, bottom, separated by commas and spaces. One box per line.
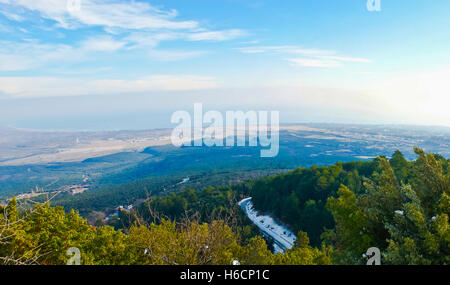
325, 148, 449, 265
0, 199, 331, 265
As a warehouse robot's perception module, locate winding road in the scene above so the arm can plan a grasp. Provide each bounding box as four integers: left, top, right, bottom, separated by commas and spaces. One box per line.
239, 197, 296, 253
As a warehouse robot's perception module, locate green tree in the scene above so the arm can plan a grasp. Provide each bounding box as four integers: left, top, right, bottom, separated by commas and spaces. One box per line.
389, 150, 409, 183
326, 149, 449, 265
5, 198, 18, 224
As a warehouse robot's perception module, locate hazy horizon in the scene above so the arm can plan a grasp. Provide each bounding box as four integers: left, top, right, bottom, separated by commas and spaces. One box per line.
1, 1, 450, 129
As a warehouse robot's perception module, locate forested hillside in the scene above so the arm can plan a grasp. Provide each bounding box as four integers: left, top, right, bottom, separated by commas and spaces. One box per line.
250, 148, 449, 264
250, 159, 376, 246
0, 197, 330, 265
1, 148, 448, 265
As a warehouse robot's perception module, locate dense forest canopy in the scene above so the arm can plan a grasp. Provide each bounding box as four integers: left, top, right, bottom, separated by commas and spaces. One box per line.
0, 148, 448, 265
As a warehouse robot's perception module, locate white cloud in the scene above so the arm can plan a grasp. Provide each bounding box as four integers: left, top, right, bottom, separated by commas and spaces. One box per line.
286, 58, 341, 68
186, 29, 247, 42
0, 35, 211, 71
0, 8, 25, 21
147, 50, 206, 62
81, 36, 126, 51
236, 46, 333, 55
320, 55, 371, 63
0, 1, 246, 71
121, 29, 246, 50
236, 45, 371, 68
123, 32, 179, 49
0, 75, 220, 98
0, 0, 197, 30
286, 56, 370, 67
0, 54, 35, 71
0, 40, 85, 71
0, 0, 247, 41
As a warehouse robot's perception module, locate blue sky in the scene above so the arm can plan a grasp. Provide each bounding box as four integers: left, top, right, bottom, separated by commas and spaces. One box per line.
0, 0, 449, 130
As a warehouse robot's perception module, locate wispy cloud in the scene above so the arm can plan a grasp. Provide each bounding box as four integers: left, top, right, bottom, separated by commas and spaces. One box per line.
0, 0, 197, 30
285, 58, 341, 68
0, 7, 25, 21
186, 29, 247, 42
286, 55, 370, 68
0, 0, 246, 72
0, 53, 35, 71
236, 45, 333, 55
147, 50, 206, 62
81, 36, 126, 51
0, 0, 246, 39
236, 45, 371, 68
122, 29, 247, 50
0, 37, 129, 72
0, 40, 84, 71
